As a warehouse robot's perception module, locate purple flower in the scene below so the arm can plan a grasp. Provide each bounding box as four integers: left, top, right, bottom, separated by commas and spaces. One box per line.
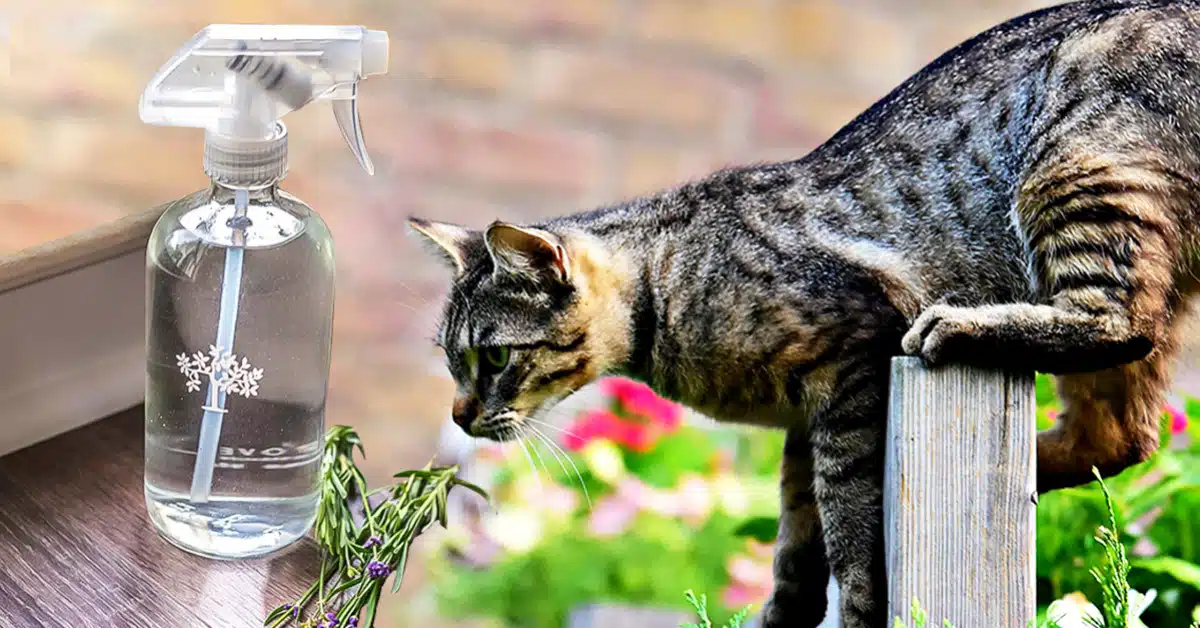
347, 619, 359, 627
366, 560, 391, 579
363, 535, 383, 548
290, 606, 300, 618
325, 611, 339, 625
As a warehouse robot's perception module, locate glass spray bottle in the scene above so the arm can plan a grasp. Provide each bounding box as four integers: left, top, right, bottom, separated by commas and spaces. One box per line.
139, 24, 389, 559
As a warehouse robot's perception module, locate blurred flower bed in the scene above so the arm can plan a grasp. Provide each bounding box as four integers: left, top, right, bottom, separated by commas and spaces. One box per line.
1034, 374, 1200, 628
424, 374, 1200, 628
427, 377, 784, 627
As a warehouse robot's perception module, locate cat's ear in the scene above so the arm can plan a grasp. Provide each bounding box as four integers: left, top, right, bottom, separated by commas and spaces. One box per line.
484, 221, 571, 284
408, 217, 474, 276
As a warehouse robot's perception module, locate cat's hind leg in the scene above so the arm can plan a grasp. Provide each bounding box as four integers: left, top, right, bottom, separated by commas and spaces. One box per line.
760, 427, 830, 628
1039, 341, 1178, 491
903, 146, 1189, 491
805, 360, 889, 628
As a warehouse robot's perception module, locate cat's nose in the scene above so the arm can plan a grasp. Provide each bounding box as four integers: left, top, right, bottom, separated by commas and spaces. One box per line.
451, 395, 480, 429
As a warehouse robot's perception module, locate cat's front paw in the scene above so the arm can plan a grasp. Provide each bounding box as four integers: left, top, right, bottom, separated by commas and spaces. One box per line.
901, 304, 978, 365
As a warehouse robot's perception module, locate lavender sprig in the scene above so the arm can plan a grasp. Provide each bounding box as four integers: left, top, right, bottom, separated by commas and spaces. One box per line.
264, 426, 488, 628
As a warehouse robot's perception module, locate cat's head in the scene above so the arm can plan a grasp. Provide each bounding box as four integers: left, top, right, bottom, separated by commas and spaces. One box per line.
408, 217, 634, 441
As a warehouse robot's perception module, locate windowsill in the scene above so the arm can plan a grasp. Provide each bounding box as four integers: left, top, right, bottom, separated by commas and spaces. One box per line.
0, 210, 159, 457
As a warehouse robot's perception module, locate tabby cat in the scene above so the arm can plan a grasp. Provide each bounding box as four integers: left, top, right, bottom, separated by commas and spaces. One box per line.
409, 1, 1200, 625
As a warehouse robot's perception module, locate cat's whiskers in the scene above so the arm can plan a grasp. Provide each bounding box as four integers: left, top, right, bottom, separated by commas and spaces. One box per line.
524, 416, 583, 441
509, 426, 543, 488
522, 427, 553, 478
522, 423, 592, 509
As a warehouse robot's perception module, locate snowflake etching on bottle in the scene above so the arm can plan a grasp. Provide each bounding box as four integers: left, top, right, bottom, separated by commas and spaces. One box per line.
177, 345, 264, 408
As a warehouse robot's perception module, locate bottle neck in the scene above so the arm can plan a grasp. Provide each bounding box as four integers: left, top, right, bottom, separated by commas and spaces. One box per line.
210, 180, 280, 201
203, 122, 289, 188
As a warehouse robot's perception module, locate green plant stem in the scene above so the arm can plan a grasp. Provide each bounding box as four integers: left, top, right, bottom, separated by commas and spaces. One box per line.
1088, 466, 1131, 628
263, 426, 487, 628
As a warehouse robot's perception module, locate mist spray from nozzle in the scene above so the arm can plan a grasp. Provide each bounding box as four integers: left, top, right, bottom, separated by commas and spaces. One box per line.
140, 24, 388, 505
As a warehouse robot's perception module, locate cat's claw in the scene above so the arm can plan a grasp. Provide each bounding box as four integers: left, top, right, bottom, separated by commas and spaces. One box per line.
901, 304, 974, 365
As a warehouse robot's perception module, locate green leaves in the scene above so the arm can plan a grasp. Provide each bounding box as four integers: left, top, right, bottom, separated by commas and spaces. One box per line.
315, 425, 370, 567
680, 589, 750, 628
436, 511, 750, 628
1088, 467, 1132, 628
1132, 557, 1200, 591
623, 426, 716, 489
731, 516, 778, 544
265, 426, 489, 628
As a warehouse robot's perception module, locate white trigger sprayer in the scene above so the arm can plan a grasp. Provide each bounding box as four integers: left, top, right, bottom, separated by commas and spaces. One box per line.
139, 25, 388, 521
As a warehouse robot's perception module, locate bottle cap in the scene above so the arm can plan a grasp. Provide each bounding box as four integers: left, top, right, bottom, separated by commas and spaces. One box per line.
203, 122, 289, 188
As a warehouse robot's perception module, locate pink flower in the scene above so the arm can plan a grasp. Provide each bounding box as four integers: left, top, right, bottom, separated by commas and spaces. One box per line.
616, 421, 657, 452
602, 378, 683, 430
722, 583, 770, 609
1165, 402, 1188, 436
727, 555, 773, 589
586, 495, 638, 537
562, 409, 625, 451
562, 405, 663, 453
542, 485, 580, 517
722, 541, 775, 609
616, 477, 665, 513
475, 443, 507, 462
1046, 409, 1058, 422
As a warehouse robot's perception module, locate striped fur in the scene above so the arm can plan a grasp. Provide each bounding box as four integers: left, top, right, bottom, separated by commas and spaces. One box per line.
410, 2, 1200, 625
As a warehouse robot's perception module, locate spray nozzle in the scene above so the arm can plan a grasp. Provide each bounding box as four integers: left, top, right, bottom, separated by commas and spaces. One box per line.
139, 24, 389, 178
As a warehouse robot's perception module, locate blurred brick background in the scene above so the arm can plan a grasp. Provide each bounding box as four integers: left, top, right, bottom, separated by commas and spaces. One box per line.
6, 0, 1200, 625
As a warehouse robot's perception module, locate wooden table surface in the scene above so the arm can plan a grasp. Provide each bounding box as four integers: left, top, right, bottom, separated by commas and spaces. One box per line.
0, 406, 322, 628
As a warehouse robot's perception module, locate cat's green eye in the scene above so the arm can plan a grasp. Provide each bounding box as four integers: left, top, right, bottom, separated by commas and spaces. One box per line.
483, 346, 510, 370
463, 349, 479, 377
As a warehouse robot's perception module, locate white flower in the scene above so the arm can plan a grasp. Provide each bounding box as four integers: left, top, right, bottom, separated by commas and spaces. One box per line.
1047, 589, 1157, 628
481, 506, 543, 554
580, 440, 625, 484
1046, 593, 1101, 628
675, 473, 714, 522
712, 474, 751, 517
1129, 588, 1157, 628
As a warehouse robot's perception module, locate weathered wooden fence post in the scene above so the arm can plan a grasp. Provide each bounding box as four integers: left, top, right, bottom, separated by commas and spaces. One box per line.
885, 356, 1036, 627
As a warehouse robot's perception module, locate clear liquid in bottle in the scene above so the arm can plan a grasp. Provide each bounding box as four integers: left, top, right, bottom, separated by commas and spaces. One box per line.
144, 183, 334, 559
